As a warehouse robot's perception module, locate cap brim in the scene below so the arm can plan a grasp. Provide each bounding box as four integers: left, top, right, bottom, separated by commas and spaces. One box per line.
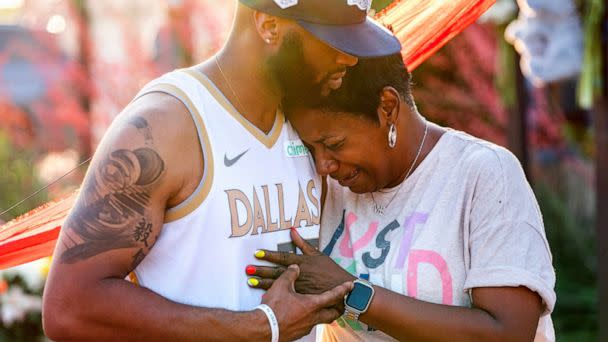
297, 18, 402, 58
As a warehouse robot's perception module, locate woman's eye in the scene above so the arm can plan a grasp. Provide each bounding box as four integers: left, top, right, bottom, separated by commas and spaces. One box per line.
326, 141, 344, 151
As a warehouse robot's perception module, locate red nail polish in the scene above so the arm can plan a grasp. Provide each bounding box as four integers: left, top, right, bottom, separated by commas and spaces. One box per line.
246, 265, 256, 275
290, 227, 296, 231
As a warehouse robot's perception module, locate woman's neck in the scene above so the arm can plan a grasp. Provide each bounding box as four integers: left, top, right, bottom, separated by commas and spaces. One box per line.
384, 115, 438, 189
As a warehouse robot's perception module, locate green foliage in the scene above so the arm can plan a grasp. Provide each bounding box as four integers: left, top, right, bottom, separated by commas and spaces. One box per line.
496, 26, 518, 108
0, 131, 47, 222
535, 182, 597, 340
371, 0, 394, 12
0, 131, 47, 340
577, 0, 604, 109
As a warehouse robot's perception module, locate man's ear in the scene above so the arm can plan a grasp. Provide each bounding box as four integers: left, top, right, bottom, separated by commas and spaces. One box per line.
377, 86, 401, 126
253, 11, 281, 45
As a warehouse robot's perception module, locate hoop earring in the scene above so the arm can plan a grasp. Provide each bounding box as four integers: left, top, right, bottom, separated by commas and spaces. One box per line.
388, 124, 397, 148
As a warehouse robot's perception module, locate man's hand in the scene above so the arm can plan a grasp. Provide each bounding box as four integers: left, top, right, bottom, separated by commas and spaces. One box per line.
261, 264, 352, 341
248, 229, 356, 295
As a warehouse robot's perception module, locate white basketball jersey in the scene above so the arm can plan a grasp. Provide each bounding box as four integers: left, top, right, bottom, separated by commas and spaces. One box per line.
130, 69, 322, 316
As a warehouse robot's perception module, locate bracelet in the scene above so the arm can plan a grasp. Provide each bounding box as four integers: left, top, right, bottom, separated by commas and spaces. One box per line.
255, 304, 279, 342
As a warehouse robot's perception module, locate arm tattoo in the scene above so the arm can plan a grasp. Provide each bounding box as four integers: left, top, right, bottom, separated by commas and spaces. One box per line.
60, 145, 165, 265
130, 116, 154, 146
133, 218, 153, 247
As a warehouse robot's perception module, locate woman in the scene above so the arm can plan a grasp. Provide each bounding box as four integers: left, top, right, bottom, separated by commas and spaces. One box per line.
248, 54, 555, 341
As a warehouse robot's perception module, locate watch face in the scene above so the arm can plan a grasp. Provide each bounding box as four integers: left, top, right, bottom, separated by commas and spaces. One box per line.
345, 282, 373, 311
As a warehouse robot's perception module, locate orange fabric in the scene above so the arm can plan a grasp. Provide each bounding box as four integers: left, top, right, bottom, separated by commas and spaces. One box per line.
0, 192, 76, 269
375, 0, 496, 71
0, 0, 496, 269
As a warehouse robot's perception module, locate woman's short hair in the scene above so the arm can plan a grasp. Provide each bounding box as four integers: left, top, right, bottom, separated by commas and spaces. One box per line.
283, 53, 416, 123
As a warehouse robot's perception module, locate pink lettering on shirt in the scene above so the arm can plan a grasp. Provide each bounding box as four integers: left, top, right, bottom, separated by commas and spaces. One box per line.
339, 212, 378, 258
407, 250, 453, 305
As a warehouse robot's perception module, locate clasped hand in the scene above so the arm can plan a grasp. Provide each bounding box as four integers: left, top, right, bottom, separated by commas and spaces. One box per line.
249, 228, 356, 298
246, 229, 356, 340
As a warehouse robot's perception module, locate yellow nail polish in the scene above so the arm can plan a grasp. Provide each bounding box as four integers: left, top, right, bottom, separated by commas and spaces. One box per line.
248, 278, 259, 287
254, 250, 265, 258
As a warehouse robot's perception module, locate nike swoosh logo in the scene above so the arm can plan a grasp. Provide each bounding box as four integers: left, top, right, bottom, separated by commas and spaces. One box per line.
224, 149, 249, 167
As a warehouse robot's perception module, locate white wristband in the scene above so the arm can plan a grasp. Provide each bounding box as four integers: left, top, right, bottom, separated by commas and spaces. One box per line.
255, 304, 279, 342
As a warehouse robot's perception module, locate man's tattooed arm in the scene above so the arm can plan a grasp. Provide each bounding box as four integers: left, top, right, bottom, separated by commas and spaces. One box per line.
43, 95, 276, 342
60, 117, 165, 269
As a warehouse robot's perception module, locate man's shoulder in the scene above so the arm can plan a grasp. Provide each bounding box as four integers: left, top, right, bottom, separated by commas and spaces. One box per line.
134, 90, 189, 112
96, 90, 204, 208
122, 91, 195, 136
98, 89, 202, 174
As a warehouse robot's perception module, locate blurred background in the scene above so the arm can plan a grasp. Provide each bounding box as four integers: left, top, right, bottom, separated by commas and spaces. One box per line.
0, 0, 604, 340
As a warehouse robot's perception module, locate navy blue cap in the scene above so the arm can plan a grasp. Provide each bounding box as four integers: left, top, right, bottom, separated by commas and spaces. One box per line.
239, 0, 402, 58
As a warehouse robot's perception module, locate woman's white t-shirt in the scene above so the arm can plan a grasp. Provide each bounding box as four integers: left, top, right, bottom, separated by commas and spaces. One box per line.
320, 128, 556, 341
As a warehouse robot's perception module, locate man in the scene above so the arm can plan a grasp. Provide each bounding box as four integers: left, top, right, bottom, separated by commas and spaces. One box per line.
42, 0, 401, 341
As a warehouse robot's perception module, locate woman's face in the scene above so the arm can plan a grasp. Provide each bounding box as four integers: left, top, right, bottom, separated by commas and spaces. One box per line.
288, 107, 394, 194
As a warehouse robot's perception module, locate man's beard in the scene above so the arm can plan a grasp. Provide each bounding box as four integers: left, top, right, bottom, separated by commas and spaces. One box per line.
266, 31, 323, 105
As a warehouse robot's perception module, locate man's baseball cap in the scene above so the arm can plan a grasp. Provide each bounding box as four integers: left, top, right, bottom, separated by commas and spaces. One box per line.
239, 0, 402, 58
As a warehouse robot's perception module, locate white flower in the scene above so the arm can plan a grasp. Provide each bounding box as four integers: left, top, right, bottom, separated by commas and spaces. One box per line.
0, 287, 42, 327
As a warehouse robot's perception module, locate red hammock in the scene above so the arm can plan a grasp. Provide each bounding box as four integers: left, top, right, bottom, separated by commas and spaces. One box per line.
0, 0, 496, 270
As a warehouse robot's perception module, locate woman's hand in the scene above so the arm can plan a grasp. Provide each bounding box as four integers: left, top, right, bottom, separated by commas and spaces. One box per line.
247, 228, 356, 295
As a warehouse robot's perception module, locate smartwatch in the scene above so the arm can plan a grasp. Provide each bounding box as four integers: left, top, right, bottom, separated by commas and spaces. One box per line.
344, 279, 375, 321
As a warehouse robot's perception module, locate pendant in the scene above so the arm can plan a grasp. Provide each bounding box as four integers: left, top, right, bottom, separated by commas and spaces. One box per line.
372, 203, 385, 216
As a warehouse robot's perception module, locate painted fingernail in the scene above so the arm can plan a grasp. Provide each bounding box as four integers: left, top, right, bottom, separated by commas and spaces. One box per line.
247, 278, 259, 287
246, 265, 256, 275
254, 250, 265, 258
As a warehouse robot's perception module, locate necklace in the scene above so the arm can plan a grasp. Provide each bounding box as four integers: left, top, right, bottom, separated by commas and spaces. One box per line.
215, 55, 246, 114
371, 120, 429, 215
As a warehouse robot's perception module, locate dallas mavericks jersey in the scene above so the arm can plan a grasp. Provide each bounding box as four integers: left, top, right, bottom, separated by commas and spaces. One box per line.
131, 69, 322, 313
